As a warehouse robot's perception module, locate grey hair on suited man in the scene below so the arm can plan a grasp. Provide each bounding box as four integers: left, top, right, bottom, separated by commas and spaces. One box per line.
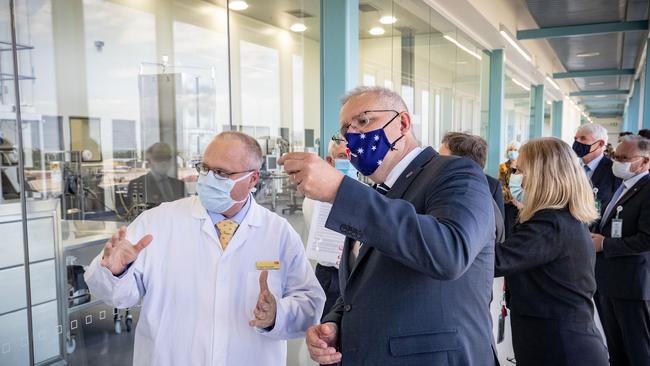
576, 123, 609, 144
621, 134, 650, 156
340, 86, 408, 112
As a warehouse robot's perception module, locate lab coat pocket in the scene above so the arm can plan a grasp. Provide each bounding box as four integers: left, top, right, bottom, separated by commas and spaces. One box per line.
245, 271, 283, 320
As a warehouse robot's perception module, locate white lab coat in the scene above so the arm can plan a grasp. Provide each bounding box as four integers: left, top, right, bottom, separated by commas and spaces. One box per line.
85, 196, 325, 366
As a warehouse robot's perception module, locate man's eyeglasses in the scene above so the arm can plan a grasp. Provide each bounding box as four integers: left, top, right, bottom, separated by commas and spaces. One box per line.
195, 162, 255, 179
339, 109, 400, 137
611, 155, 647, 163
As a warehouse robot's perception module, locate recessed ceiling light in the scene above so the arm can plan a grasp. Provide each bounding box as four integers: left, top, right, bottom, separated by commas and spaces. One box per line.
443, 35, 482, 60
545, 76, 560, 90
379, 16, 397, 24
229, 1, 248, 11
576, 52, 600, 58
546, 100, 552, 105
511, 78, 531, 92
589, 81, 605, 86
500, 28, 532, 62
290, 23, 307, 32
594, 95, 607, 98
369, 27, 385, 36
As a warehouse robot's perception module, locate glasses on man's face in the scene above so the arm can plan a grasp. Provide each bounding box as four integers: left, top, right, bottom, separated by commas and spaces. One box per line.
611, 155, 646, 163
195, 162, 255, 179
338, 109, 400, 137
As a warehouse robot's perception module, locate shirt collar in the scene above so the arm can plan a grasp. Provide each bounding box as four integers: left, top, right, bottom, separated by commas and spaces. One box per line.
383, 146, 425, 188
584, 152, 604, 172
623, 170, 649, 189
207, 193, 252, 226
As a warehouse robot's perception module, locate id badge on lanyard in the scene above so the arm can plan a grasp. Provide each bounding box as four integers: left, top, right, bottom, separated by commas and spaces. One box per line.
611, 206, 623, 239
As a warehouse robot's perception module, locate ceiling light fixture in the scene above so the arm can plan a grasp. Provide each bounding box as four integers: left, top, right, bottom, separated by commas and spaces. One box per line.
369, 27, 386, 36
500, 27, 532, 62
588, 81, 605, 86
290, 23, 307, 32
511, 78, 531, 92
443, 35, 482, 61
379, 15, 397, 24
594, 95, 607, 98
576, 52, 600, 58
229, 1, 248, 11
546, 100, 552, 105
545, 76, 560, 90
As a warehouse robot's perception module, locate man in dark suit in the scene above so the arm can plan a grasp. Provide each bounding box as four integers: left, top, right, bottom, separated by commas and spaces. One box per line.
127, 142, 185, 208
574, 124, 621, 215
591, 135, 650, 365
439, 132, 505, 220
280, 86, 496, 365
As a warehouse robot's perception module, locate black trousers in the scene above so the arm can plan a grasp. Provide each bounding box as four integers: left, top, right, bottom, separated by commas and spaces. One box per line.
510, 314, 608, 366
595, 291, 650, 366
315, 264, 340, 319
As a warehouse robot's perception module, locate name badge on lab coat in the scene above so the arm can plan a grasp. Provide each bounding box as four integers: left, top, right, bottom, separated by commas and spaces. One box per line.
256, 261, 280, 270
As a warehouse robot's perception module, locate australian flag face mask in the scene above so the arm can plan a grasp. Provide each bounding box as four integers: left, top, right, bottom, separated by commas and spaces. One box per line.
344, 112, 405, 176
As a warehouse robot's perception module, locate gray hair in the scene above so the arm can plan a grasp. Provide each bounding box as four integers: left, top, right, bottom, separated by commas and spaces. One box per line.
576, 123, 609, 144
340, 86, 408, 112
215, 131, 264, 169
621, 135, 650, 156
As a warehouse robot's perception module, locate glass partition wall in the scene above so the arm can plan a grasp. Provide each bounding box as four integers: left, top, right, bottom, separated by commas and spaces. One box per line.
1, 1, 488, 365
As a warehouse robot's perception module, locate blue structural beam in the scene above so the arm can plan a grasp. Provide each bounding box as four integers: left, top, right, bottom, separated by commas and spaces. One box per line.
628, 79, 641, 132
553, 68, 635, 79
551, 101, 563, 138
517, 20, 648, 40
585, 107, 625, 113
530, 84, 544, 138
569, 89, 630, 97
643, 41, 650, 132
578, 99, 625, 105
487, 49, 505, 177
320, 0, 358, 157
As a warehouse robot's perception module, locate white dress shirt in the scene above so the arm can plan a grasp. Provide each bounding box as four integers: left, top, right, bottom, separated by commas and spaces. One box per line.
85, 196, 325, 366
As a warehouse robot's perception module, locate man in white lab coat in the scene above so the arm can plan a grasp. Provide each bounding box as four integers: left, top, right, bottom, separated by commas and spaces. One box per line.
85, 131, 325, 366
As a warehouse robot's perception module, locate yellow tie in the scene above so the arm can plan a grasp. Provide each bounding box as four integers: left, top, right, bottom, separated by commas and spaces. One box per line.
216, 219, 239, 250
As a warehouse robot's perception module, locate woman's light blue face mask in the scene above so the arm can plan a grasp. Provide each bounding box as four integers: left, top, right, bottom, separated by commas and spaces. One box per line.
196, 171, 253, 213
509, 173, 525, 202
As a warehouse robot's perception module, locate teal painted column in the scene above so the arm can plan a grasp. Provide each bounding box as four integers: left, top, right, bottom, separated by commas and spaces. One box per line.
644, 41, 650, 131
320, 0, 358, 157
629, 79, 641, 133
551, 100, 563, 138
530, 84, 544, 138
487, 49, 505, 177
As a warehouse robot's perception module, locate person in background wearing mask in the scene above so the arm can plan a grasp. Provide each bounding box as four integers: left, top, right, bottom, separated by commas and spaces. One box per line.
499, 140, 522, 237
639, 129, 650, 140
126, 142, 186, 208
573, 124, 621, 217
85, 132, 325, 366
591, 135, 650, 366
281, 86, 497, 365
302, 138, 357, 317
495, 137, 608, 366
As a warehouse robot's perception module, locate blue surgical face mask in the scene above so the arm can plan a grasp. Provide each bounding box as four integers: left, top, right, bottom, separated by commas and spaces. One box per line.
345, 114, 404, 176
334, 159, 358, 179
507, 150, 519, 161
509, 173, 525, 202
196, 171, 253, 213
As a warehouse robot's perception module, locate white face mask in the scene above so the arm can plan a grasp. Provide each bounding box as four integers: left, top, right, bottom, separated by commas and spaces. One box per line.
196, 171, 253, 213
612, 160, 639, 180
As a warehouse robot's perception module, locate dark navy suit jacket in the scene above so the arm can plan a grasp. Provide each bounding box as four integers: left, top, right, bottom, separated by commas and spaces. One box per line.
322, 147, 497, 366
594, 175, 650, 300
590, 156, 622, 216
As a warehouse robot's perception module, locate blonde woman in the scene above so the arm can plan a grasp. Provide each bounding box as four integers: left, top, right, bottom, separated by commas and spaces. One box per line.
499, 140, 522, 237
494, 138, 608, 366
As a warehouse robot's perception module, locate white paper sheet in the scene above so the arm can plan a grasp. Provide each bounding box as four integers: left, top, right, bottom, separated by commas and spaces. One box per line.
305, 201, 345, 268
